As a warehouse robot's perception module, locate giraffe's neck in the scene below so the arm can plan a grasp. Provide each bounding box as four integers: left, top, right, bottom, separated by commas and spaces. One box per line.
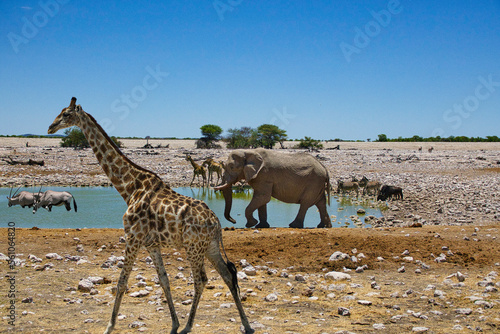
77, 112, 161, 203
188, 158, 199, 169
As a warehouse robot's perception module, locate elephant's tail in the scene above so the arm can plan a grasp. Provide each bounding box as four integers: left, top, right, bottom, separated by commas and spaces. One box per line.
326, 176, 331, 206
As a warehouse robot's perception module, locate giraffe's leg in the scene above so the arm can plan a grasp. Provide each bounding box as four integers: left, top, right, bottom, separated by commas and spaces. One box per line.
190, 173, 195, 187
104, 237, 140, 334
148, 247, 180, 334
179, 251, 207, 334
206, 241, 254, 334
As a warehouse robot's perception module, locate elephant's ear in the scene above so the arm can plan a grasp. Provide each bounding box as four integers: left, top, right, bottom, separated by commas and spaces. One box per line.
243, 151, 264, 181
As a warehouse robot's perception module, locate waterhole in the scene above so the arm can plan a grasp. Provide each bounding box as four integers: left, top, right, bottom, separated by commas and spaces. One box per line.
0, 187, 383, 229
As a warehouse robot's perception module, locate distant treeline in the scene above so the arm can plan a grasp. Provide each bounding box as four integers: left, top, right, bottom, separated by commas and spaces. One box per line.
2, 133, 499, 143
375, 134, 500, 142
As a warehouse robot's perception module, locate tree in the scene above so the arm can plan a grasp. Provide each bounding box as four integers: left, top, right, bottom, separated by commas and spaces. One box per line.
225, 127, 257, 149
60, 127, 89, 148
376, 134, 388, 142
197, 124, 223, 149
256, 124, 287, 149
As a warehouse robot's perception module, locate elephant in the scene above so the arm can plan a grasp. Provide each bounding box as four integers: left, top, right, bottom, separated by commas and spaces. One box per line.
214, 148, 332, 228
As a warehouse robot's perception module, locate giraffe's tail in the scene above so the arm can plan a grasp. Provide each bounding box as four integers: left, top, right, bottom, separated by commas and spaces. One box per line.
226, 259, 240, 296
217, 218, 241, 296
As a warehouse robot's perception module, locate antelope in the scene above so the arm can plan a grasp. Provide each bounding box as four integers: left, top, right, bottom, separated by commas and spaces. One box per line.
33, 190, 78, 214
377, 185, 404, 201
7, 187, 40, 208
337, 180, 359, 197
358, 176, 382, 197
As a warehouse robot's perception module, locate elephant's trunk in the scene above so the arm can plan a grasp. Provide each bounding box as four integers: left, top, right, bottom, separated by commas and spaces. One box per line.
221, 185, 236, 224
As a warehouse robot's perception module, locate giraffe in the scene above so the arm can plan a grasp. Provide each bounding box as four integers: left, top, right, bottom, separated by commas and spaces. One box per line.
48, 98, 254, 334
185, 154, 207, 187
202, 158, 223, 186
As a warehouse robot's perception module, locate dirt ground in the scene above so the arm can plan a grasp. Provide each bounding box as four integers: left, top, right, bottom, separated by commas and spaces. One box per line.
1, 224, 500, 333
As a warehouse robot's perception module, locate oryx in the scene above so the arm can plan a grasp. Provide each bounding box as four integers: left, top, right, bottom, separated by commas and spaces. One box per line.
33, 190, 78, 213
6, 187, 40, 208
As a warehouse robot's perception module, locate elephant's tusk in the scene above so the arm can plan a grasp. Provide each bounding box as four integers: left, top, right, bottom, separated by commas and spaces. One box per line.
214, 183, 231, 191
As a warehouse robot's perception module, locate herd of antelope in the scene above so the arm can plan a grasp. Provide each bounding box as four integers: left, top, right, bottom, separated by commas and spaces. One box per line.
336, 176, 403, 201
6, 186, 77, 214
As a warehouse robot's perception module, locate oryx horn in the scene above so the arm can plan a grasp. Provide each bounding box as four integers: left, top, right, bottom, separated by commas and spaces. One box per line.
12, 186, 21, 198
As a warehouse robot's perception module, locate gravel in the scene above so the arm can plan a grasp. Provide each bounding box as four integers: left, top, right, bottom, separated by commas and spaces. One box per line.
2, 139, 499, 229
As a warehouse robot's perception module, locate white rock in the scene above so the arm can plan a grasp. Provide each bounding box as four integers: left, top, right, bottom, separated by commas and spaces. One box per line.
329, 251, 349, 261
45, 253, 63, 260
129, 290, 150, 298
87, 276, 104, 284
434, 290, 445, 298
264, 293, 278, 302
455, 308, 472, 315
325, 271, 351, 281
243, 266, 257, 276
78, 279, 94, 292
28, 254, 42, 263
338, 307, 350, 316
237, 271, 248, 280
358, 300, 372, 306
294, 274, 306, 282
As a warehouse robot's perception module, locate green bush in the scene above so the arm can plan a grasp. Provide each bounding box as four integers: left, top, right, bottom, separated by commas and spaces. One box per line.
298, 136, 323, 150
60, 127, 123, 148
60, 127, 89, 148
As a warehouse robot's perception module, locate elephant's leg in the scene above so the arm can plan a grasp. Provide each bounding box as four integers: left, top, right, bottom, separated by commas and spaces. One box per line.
315, 196, 331, 228
255, 204, 270, 228
245, 188, 271, 228
289, 204, 309, 228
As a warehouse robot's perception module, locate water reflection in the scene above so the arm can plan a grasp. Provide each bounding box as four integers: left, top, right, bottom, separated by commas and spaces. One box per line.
0, 187, 382, 229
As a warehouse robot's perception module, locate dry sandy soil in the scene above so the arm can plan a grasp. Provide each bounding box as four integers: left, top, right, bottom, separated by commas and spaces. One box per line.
1, 138, 500, 333
1, 225, 500, 334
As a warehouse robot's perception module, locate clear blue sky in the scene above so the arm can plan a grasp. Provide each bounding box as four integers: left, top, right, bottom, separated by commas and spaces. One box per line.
1, 1, 499, 140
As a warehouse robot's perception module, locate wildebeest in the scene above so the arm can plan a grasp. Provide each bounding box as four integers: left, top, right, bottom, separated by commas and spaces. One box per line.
337, 180, 359, 197
377, 185, 403, 201
33, 190, 77, 213
358, 176, 382, 197
7, 187, 40, 208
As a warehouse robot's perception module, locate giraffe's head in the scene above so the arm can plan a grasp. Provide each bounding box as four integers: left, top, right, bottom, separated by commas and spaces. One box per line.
48, 97, 82, 134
